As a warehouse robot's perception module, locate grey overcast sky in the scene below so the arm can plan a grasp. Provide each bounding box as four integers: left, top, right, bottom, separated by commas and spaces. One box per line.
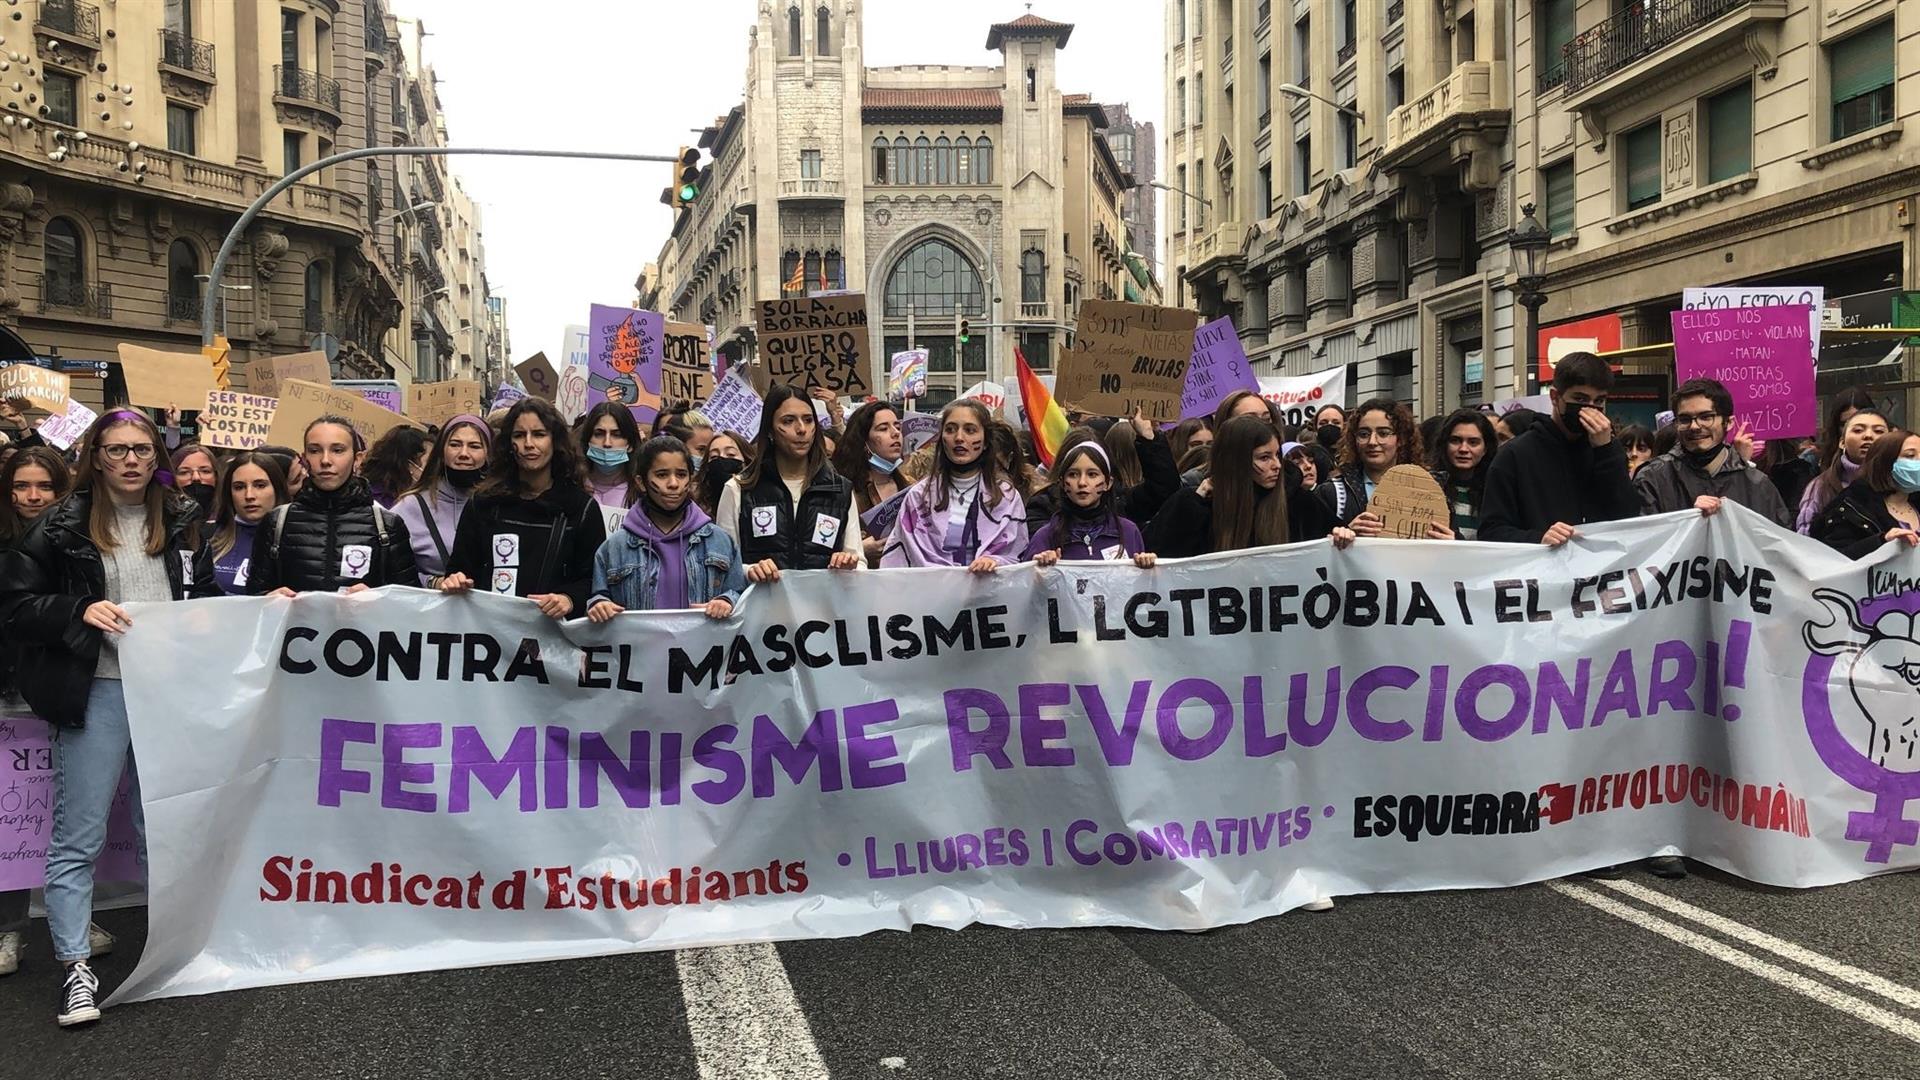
393, 0, 1164, 366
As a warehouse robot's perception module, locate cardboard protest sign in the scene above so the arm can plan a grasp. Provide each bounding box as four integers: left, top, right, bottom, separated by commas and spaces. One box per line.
959, 380, 1007, 413
0, 361, 69, 411
1670, 303, 1817, 439
252, 350, 332, 398
267, 379, 419, 449
1182, 317, 1260, 421
661, 321, 715, 408
199, 390, 278, 450
1257, 369, 1345, 428
701, 367, 763, 436
116, 343, 220, 410
1057, 300, 1201, 423
514, 352, 559, 401
35, 398, 97, 450
757, 294, 871, 396
1366, 465, 1452, 540
587, 304, 664, 424
408, 380, 484, 428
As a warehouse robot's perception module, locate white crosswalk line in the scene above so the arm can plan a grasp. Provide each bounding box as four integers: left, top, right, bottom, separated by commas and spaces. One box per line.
1549, 882, 1920, 1045
676, 943, 831, 1080
1592, 879, 1920, 1010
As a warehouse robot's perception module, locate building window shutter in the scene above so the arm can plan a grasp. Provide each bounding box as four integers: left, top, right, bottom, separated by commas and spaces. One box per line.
1544, 162, 1575, 237
1623, 124, 1661, 210
1706, 84, 1752, 182
1830, 24, 1894, 104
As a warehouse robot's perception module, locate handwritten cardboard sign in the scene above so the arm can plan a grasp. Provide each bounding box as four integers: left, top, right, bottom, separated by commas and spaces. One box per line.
588, 304, 664, 424
1181, 317, 1260, 421
1366, 465, 1452, 540
0, 361, 69, 411
35, 398, 97, 450
1058, 300, 1201, 423
267, 379, 420, 449
116, 343, 220, 410
514, 351, 559, 401
700, 367, 763, 436
661, 321, 715, 408
1670, 303, 1817, 439
252, 350, 332, 398
757, 294, 871, 396
199, 390, 278, 449
408, 379, 484, 428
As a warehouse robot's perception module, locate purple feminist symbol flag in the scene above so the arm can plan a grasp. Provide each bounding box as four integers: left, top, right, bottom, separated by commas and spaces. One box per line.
1181, 317, 1260, 421
586, 304, 665, 426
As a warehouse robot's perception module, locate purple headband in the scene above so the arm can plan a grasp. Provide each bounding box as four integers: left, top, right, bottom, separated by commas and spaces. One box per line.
442, 413, 489, 439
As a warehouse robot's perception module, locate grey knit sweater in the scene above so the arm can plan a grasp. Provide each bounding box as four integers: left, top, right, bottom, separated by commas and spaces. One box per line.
95, 500, 172, 679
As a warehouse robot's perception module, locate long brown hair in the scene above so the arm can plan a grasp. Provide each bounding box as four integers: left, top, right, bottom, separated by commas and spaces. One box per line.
1210, 415, 1288, 552
926, 398, 1012, 510
1809, 408, 1888, 512
1340, 398, 1422, 471
209, 452, 289, 559
477, 398, 585, 499
76, 409, 181, 555
740, 384, 828, 490
834, 400, 901, 507
1101, 421, 1146, 488
0, 445, 71, 544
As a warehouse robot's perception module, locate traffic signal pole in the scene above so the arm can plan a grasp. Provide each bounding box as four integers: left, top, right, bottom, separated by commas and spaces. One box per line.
201, 145, 679, 348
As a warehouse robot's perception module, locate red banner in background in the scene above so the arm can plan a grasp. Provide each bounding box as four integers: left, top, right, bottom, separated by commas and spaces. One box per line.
1538, 313, 1624, 382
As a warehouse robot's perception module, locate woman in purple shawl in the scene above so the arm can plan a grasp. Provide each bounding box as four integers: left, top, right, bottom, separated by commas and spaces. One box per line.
391, 413, 491, 585
881, 398, 1028, 571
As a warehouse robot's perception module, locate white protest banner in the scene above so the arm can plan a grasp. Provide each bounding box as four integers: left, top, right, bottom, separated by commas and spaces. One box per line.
1683, 286, 1824, 364
199, 390, 278, 450
1258, 368, 1345, 428
35, 398, 97, 449
0, 361, 70, 411
701, 367, 763, 435
113, 505, 1918, 1002
959, 380, 1007, 414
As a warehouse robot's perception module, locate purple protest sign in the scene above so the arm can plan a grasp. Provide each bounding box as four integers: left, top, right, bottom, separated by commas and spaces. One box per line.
1670, 303, 1816, 440
587, 304, 664, 426
0, 713, 142, 889
1181, 317, 1260, 421
334, 380, 404, 415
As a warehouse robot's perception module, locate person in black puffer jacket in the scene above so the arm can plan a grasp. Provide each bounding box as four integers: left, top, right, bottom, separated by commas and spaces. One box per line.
440, 398, 605, 620
248, 414, 418, 595
1810, 426, 1920, 559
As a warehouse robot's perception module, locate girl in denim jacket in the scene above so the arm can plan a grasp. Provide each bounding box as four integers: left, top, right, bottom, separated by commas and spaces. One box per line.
587, 436, 745, 622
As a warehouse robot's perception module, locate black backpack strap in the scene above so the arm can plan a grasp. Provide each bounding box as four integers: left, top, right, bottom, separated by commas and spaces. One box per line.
266, 504, 292, 561
413, 492, 450, 566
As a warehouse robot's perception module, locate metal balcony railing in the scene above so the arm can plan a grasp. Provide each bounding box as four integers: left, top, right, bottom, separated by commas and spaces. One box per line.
36, 275, 111, 317
39, 0, 99, 43
166, 291, 202, 324
158, 29, 215, 76
273, 65, 342, 112
1387, 0, 1404, 24
1338, 39, 1357, 65
1259, 109, 1271, 131
1563, 0, 1747, 92
365, 22, 389, 54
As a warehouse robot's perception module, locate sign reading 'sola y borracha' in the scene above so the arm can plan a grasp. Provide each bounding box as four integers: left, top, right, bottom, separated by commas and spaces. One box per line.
757, 294, 871, 396
110, 504, 1920, 1003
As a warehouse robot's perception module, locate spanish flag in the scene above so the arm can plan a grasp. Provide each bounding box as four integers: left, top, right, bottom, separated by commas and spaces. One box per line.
1016, 346, 1068, 467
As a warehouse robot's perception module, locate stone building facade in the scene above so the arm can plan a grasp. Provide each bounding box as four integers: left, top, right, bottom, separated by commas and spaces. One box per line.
1106, 102, 1159, 268
650, 4, 1141, 405
0, 0, 494, 410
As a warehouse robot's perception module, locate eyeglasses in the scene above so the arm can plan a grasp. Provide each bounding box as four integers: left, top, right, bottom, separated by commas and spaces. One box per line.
1673, 412, 1723, 429
98, 443, 157, 461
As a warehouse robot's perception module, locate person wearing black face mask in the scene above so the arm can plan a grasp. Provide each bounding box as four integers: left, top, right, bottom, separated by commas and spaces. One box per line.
1314, 403, 1346, 450
169, 444, 218, 524
1634, 377, 1790, 529
1480, 352, 1639, 545
393, 415, 491, 585
693, 430, 750, 518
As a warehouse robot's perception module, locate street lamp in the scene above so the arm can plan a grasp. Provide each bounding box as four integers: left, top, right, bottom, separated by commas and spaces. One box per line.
379, 200, 436, 225
1510, 202, 1551, 395
1148, 179, 1213, 209
1276, 83, 1364, 121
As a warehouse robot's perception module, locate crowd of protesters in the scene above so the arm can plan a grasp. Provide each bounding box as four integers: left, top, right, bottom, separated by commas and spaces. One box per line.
0, 348, 1907, 1025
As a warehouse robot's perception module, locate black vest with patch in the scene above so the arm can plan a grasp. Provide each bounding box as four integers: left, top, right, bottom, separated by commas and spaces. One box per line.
737, 464, 854, 570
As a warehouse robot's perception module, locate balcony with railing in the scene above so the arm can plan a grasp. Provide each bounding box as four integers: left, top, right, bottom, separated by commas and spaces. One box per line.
273, 65, 342, 116
365, 21, 390, 56
1188, 221, 1247, 271
165, 291, 202, 325
38, 0, 99, 46
1378, 61, 1511, 171
1018, 301, 1053, 321
1337, 38, 1357, 66
35, 275, 111, 318
778, 178, 843, 199
1387, 0, 1404, 25
158, 29, 215, 79
1562, 0, 1784, 109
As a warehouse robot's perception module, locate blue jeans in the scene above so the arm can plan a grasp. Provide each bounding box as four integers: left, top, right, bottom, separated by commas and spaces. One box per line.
46, 679, 146, 963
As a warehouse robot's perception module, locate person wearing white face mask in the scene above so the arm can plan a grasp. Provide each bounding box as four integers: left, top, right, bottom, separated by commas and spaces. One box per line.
1811, 426, 1920, 558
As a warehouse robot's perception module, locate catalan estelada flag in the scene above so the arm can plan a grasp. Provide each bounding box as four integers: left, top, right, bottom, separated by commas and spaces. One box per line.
1016, 346, 1068, 467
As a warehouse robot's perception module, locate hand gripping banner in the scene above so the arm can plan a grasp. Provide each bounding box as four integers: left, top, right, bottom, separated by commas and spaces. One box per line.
111, 504, 1920, 1002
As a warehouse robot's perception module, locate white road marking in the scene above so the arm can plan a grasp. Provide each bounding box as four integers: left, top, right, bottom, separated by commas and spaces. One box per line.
1593, 879, 1920, 1010
1549, 883, 1920, 1045
676, 943, 831, 1080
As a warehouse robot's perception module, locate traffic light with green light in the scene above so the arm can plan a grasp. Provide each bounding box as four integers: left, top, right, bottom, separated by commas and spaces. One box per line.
671, 146, 702, 209
957, 318, 971, 344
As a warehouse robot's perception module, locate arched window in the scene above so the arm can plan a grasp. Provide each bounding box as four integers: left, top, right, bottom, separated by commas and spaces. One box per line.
804, 250, 823, 292
42, 217, 83, 305
304, 260, 329, 329
167, 239, 199, 319
956, 136, 972, 184
815, 6, 831, 55
893, 136, 909, 183
934, 136, 952, 184
824, 249, 844, 291
913, 136, 931, 185
974, 137, 993, 184
1021, 246, 1046, 304
872, 136, 889, 183
787, 6, 802, 56
780, 248, 803, 296
883, 237, 985, 317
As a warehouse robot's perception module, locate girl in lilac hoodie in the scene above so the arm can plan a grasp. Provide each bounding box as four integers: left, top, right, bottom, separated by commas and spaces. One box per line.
587, 436, 745, 621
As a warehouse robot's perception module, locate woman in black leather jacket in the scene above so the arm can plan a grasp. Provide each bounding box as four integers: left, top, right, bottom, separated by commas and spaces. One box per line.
248, 415, 419, 595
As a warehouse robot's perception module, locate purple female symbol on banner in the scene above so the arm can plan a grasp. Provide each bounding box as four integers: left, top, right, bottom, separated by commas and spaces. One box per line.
1801, 588, 1920, 863
1181, 317, 1260, 421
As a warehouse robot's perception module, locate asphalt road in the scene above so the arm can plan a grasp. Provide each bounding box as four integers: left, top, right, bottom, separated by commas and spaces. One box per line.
5, 864, 1918, 1080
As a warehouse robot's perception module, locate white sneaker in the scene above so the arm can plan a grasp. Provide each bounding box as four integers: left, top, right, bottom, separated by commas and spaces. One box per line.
1301, 896, 1336, 912
87, 923, 113, 958
0, 930, 20, 976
